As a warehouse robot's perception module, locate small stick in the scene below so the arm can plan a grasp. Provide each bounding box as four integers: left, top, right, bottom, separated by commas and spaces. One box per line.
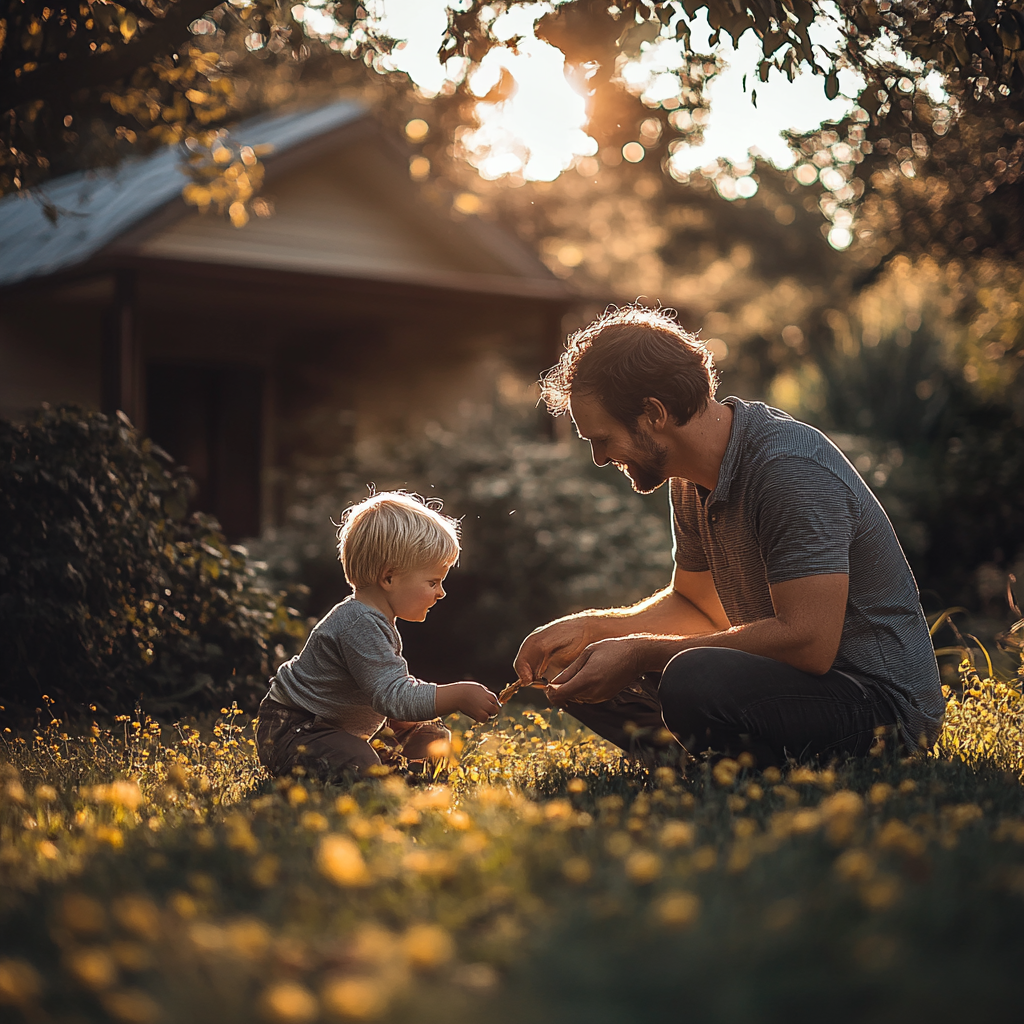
498, 677, 548, 704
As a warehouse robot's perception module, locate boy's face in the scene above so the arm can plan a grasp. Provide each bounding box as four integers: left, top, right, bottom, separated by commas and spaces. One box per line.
384, 559, 454, 622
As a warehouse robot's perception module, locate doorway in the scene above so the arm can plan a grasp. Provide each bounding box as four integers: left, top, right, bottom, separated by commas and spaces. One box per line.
145, 362, 264, 540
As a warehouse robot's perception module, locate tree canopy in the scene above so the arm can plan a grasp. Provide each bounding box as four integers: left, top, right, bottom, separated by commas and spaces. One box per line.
2, 0, 1022, 259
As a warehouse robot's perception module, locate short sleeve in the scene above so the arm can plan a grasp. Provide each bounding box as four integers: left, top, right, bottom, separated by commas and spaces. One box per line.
750, 458, 859, 585
670, 478, 709, 572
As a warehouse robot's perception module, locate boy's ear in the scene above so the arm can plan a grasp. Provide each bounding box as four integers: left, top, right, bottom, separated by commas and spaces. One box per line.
379, 567, 397, 590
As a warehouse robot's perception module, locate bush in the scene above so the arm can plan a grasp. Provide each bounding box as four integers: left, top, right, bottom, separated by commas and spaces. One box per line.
0, 406, 307, 719
251, 386, 673, 686
808, 331, 1024, 616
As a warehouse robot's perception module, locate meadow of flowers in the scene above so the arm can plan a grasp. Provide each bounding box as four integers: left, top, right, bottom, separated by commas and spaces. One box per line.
2, 661, 1024, 1024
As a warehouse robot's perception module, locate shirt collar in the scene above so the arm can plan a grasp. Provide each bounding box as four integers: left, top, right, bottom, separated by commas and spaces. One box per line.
707, 396, 747, 506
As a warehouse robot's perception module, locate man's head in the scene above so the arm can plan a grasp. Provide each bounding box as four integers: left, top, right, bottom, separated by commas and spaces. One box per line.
541, 305, 718, 427
336, 491, 461, 592
540, 305, 719, 492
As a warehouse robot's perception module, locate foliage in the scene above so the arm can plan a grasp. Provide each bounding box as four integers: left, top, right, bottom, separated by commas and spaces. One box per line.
0, 0, 387, 216
444, 0, 1024, 270
771, 254, 1024, 610
6, 0, 1023, 268
2, 648, 1024, 1021
252, 383, 672, 686
0, 406, 307, 719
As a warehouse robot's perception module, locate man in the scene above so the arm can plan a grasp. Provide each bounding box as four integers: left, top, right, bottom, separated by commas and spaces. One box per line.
514, 305, 943, 766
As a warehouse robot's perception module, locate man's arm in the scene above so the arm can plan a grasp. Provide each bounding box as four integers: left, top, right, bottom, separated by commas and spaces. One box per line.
513, 567, 730, 685
546, 573, 849, 704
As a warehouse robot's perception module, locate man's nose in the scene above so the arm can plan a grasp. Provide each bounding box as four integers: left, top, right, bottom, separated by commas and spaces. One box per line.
590, 442, 609, 467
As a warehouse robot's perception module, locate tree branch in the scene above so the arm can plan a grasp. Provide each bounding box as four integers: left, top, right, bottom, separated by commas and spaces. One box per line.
2, 0, 218, 113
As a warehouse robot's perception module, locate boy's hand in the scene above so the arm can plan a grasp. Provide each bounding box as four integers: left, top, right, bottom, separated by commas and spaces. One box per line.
435, 682, 501, 722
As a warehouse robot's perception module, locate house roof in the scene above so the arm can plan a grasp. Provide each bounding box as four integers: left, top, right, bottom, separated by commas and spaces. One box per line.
0, 100, 567, 301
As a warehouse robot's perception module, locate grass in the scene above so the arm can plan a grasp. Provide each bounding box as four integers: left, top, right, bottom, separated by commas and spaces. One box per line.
2, 660, 1024, 1024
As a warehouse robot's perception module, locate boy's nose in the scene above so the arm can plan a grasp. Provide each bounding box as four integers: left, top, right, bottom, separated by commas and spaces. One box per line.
437, 584, 446, 599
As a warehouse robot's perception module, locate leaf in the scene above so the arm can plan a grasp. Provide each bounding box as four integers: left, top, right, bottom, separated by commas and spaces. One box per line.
825, 70, 840, 100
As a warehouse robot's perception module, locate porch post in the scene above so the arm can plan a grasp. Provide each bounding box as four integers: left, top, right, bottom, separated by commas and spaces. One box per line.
101, 270, 139, 424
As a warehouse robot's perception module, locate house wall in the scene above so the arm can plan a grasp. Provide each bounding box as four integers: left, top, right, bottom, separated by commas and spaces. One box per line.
0, 280, 108, 420
0, 261, 563, 539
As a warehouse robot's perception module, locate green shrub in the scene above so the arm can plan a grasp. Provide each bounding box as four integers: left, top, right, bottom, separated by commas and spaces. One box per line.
252, 388, 673, 686
0, 406, 307, 719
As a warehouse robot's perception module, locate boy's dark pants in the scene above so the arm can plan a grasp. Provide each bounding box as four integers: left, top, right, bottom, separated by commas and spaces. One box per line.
256, 696, 450, 780
564, 647, 900, 768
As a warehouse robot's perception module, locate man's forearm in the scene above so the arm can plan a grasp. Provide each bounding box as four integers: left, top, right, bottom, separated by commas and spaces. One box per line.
630, 616, 834, 676
561, 586, 718, 643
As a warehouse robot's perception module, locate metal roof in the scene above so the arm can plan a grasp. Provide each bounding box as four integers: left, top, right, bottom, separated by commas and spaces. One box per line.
0, 100, 369, 288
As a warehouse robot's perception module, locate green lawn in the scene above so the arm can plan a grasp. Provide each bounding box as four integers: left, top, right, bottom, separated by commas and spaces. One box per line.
2, 675, 1024, 1024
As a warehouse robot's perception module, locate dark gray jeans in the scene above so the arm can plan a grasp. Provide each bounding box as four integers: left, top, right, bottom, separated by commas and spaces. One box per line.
564, 647, 900, 768
256, 696, 450, 780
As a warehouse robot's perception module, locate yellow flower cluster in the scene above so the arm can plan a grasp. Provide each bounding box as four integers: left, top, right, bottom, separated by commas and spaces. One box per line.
1, 664, 1023, 1021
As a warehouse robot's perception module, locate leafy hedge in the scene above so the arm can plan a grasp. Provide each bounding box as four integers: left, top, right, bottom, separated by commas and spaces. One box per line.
0, 406, 307, 719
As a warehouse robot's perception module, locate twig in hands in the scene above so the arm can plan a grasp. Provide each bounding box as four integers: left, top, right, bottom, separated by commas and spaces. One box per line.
499, 677, 548, 704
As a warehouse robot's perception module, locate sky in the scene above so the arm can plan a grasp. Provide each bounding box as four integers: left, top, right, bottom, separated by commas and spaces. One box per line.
370, 0, 863, 182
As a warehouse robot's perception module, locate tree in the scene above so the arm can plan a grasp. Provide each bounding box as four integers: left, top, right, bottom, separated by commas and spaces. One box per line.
0, 1, 1011, 253
5, 0, 1023, 260
0, 0, 387, 218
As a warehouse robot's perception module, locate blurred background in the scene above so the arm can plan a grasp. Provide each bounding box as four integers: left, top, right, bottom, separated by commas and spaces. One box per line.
1, 0, 1022, 688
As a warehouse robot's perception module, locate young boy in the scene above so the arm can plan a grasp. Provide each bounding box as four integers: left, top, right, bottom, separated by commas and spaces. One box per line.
256, 491, 500, 780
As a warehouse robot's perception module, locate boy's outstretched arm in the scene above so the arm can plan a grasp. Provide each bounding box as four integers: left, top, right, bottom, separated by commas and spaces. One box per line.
435, 682, 501, 722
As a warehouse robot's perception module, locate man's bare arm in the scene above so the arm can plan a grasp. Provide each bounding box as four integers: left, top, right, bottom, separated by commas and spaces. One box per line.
547, 573, 849, 705
513, 568, 729, 686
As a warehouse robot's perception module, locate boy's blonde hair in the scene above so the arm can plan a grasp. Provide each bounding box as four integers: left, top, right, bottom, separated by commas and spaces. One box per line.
336, 491, 461, 589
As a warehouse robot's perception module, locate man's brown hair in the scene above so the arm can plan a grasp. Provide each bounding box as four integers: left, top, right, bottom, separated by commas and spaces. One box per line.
540, 304, 719, 429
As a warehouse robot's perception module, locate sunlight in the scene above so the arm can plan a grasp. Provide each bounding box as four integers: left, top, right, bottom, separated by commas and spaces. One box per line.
666, 11, 861, 175
459, 36, 597, 182
377, 0, 596, 182
374, 3, 869, 185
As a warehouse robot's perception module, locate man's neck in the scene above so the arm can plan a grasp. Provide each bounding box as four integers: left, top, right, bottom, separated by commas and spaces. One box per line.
663, 399, 735, 491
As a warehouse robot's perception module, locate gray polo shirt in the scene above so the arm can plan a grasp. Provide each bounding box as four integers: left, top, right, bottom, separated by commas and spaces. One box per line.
267, 596, 437, 738
670, 397, 943, 749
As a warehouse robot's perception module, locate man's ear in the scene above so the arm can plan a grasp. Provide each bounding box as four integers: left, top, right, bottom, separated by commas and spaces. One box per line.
642, 397, 670, 432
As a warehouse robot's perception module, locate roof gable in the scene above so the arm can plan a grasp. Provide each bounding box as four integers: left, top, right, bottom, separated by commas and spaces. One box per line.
0, 100, 563, 299
0, 101, 367, 288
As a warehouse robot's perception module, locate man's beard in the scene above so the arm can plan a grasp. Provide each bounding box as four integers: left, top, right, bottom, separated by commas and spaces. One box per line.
618, 429, 669, 494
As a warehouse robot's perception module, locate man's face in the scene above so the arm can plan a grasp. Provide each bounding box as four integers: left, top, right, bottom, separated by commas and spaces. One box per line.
568, 393, 669, 494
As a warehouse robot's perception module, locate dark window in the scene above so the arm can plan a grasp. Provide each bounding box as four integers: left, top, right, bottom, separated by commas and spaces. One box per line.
146, 362, 263, 540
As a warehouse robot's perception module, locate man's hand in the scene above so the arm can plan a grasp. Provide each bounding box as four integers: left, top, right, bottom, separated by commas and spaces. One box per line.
546, 636, 648, 706
513, 618, 594, 687
435, 682, 501, 722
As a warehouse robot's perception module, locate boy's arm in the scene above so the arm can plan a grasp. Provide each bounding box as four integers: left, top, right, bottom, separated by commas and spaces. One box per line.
341, 615, 499, 722
340, 616, 439, 722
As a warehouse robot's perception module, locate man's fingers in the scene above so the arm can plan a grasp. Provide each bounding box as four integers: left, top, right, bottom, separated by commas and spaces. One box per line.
551, 648, 589, 686
513, 656, 533, 685
547, 673, 593, 704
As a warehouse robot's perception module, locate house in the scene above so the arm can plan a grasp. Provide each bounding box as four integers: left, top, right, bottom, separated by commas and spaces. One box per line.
0, 100, 571, 538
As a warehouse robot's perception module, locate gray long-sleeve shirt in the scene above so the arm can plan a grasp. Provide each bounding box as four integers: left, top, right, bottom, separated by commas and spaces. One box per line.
267, 596, 437, 738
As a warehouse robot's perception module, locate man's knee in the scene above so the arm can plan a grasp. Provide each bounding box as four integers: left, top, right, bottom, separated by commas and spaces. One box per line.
660, 647, 731, 716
